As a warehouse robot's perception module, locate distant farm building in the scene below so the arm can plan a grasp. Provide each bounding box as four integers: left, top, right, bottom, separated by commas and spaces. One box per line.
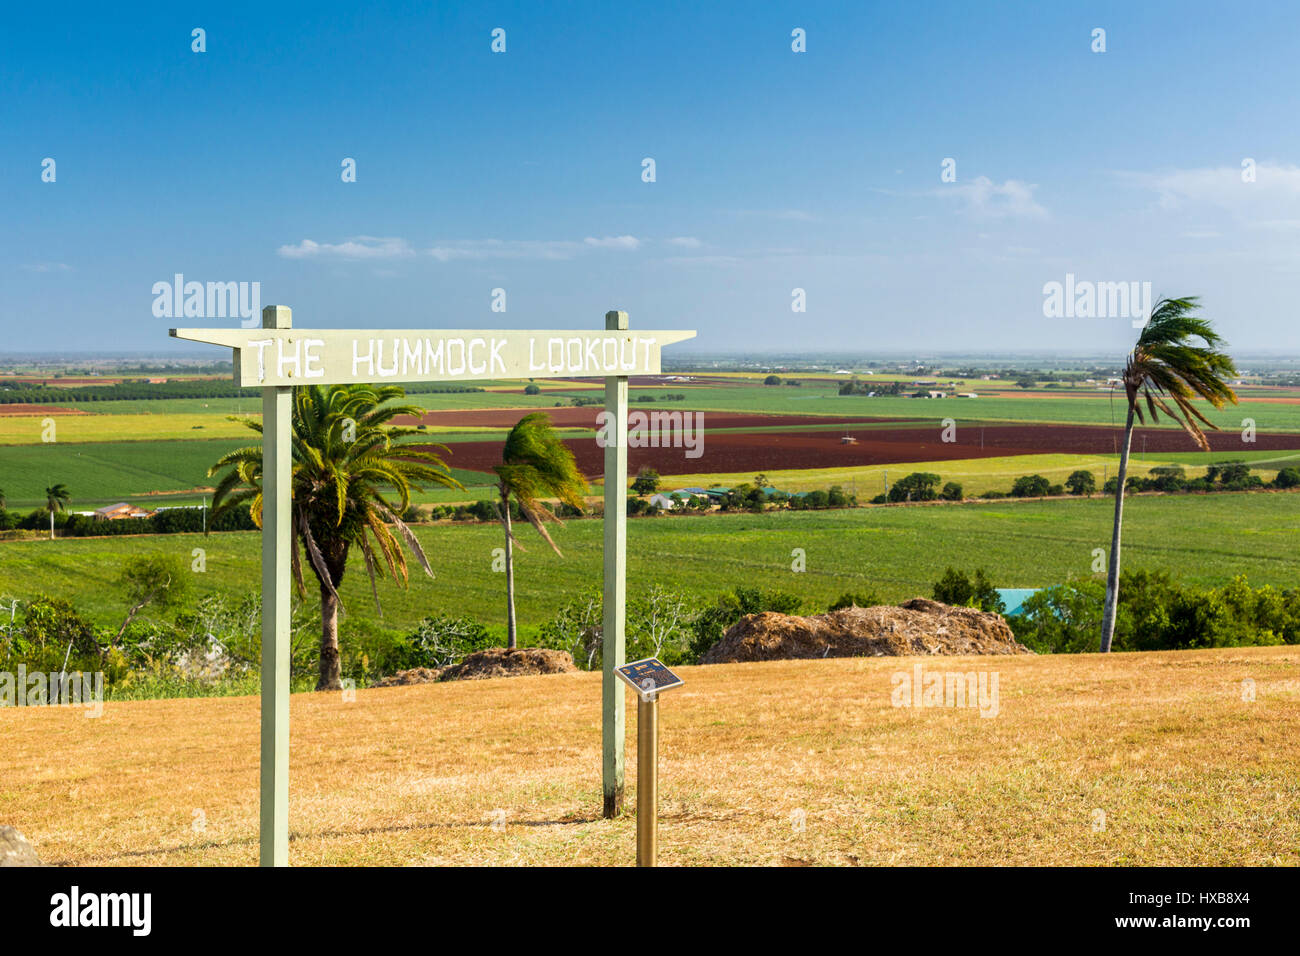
94, 502, 154, 520
996, 589, 1040, 617
672, 486, 730, 502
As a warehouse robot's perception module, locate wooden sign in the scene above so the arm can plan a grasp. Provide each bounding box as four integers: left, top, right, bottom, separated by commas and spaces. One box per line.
617, 658, 685, 697
170, 327, 696, 387
174, 306, 695, 865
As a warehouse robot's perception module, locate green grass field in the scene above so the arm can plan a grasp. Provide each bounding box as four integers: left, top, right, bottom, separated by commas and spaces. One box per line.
2, 491, 1295, 641
645, 385, 1300, 430
0, 439, 496, 510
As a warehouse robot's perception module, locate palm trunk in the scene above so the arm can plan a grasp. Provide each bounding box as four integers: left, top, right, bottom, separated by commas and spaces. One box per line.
317, 584, 342, 690
1100, 403, 1136, 652
501, 489, 517, 650
49, 510, 54, 540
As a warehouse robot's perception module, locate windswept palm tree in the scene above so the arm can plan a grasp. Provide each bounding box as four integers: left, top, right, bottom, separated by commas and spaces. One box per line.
209, 384, 462, 689
44, 484, 70, 539
494, 413, 588, 649
1100, 297, 1238, 652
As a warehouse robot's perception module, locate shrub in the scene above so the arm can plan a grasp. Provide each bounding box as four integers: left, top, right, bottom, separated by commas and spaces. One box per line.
1011, 474, 1051, 498
1207, 462, 1250, 484
802, 490, 829, 509
687, 587, 804, 661
1007, 572, 1300, 653
537, 586, 694, 668
828, 591, 884, 611
931, 567, 1005, 614
631, 468, 661, 496
627, 496, 653, 516
2, 595, 103, 670
1148, 465, 1186, 493
939, 481, 963, 501
1274, 467, 1300, 489
524, 383, 541, 395
536, 589, 604, 669
1007, 580, 1106, 654
116, 554, 192, 630
888, 472, 941, 503
720, 483, 766, 512
1065, 470, 1096, 495
405, 614, 494, 669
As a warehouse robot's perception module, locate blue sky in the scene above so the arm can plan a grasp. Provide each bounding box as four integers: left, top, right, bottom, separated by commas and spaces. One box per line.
4, 0, 1300, 355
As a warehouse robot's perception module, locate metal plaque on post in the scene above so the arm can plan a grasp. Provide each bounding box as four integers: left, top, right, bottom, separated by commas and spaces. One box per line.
616, 657, 683, 866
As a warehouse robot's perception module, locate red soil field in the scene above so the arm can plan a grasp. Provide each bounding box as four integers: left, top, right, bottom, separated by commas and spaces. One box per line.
425, 421, 1300, 480
398, 407, 898, 430
0, 404, 90, 416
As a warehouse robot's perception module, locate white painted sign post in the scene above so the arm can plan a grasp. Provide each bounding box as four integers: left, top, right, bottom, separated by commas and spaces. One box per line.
171, 307, 694, 865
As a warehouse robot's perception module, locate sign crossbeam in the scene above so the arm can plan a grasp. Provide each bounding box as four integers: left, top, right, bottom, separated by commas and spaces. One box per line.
170, 327, 695, 387
171, 307, 695, 865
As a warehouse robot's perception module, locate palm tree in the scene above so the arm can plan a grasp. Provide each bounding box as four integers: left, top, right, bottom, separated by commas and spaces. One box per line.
44, 484, 70, 539
494, 413, 588, 649
1100, 297, 1238, 652
209, 384, 461, 689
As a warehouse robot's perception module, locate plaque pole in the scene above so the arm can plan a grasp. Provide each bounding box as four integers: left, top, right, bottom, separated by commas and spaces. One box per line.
636, 690, 658, 866
259, 305, 292, 866
602, 310, 628, 818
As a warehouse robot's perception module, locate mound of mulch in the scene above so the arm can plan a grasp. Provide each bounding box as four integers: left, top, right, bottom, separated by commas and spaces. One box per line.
369, 667, 444, 688
702, 598, 1031, 664
440, 647, 578, 682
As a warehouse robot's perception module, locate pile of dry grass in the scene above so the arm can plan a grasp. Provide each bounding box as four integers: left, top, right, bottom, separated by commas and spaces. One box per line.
703, 598, 1030, 663
370, 667, 444, 688
440, 647, 577, 682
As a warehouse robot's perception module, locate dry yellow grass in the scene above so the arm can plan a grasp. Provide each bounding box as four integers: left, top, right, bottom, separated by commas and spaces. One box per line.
3, 647, 1297, 866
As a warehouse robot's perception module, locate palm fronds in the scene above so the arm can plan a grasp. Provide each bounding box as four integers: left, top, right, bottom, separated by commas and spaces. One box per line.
1123, 297, 1239, 450
494, 412, 588, 555
208, 383, 463, 608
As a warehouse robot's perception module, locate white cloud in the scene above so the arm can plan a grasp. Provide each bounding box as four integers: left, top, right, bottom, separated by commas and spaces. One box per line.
1123, 163, 1300, 218
428, 239, 582, 262
277, 236, 414, 260
667, 236, 703, 248
662, 254, 741, 265
281, 235, 645, 263
731, 208, 817, 222
583, 235, 641, 250
935, 176, 1047, 220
